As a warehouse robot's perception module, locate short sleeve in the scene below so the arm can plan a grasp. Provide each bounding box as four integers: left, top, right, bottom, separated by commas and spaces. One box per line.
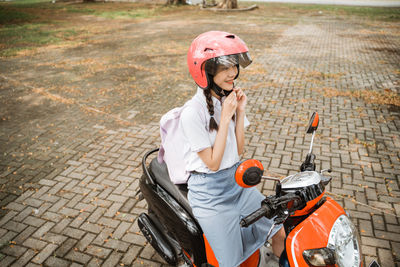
180, 105, 211, 153
244, 115, 250, 128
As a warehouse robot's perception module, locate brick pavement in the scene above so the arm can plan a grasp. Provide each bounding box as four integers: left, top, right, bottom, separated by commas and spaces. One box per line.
0, 9, 399, 267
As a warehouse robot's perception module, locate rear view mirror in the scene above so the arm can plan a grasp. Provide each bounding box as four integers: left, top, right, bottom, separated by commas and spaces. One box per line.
235, 159, 264, 188
306, 112, 319, 134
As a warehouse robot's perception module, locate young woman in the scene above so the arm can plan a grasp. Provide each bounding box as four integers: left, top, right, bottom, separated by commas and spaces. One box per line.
180, 31, 285, 267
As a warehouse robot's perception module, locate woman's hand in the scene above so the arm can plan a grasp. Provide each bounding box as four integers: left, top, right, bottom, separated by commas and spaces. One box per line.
221, 91, 237, 123
234, 87, 247, 112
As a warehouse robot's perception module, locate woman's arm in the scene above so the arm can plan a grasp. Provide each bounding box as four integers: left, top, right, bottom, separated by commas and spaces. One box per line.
197, 92, 237, 171
235, 110, 245, 156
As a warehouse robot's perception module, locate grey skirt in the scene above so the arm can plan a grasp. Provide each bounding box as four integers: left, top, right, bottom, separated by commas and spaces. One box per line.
188, 162, 282, 267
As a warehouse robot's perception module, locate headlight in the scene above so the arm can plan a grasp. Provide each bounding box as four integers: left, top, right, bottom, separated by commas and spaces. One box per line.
303, 215, 361, 267
328, 215, 361, 267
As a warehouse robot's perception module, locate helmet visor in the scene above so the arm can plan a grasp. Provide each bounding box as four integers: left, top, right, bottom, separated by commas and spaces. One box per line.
205, 52, 252, 75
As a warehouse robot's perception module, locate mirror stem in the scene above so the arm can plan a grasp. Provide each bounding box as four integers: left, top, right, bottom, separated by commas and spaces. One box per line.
262, 176, 281, 182
308, 131, 316, 155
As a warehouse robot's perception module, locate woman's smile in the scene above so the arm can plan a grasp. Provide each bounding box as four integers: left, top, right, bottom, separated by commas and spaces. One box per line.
213, 65, 238, 90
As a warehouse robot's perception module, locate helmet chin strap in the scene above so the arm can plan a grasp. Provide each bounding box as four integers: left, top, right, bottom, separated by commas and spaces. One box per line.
209, 77, 235, 98
211, 81, 233, 98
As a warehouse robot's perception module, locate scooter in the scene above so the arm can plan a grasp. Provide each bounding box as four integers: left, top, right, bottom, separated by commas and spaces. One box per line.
137, 112, 378, 267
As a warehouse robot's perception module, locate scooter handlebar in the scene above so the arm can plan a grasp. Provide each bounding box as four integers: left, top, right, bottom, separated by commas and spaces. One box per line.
240, 205, 272, 228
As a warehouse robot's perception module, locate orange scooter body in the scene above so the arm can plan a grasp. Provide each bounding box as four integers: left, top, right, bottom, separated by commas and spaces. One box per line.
286, 197, 345, 267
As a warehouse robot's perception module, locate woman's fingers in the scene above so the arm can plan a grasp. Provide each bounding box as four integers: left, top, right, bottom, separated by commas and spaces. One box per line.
234, 88, 244, 100
222, 92, 237, 118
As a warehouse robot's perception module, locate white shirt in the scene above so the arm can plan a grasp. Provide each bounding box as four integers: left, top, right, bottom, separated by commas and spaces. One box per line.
180, 87, 250, 173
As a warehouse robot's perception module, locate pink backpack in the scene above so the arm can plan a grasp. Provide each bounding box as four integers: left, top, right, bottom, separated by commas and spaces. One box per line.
157, 99, 204, 184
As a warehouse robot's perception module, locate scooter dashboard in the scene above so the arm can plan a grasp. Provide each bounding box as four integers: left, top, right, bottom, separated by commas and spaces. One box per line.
281, 171, 322, 190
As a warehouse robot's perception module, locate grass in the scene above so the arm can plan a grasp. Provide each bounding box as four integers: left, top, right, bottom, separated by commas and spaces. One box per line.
95, 9, 156, 19
65, 6, 161, 19
0, 23, 82, 56
0, 6, 37, 24
65, 6, 96, 14
1, 23, 59, 45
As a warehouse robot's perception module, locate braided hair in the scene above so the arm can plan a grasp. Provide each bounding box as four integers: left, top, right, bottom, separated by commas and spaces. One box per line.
203, 87, 219, 132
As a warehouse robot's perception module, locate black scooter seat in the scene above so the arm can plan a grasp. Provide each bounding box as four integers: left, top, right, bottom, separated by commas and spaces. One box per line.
149, 158, 193, 216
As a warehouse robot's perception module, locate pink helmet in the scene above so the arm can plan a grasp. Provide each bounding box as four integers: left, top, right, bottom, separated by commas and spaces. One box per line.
187, 31, 252, 89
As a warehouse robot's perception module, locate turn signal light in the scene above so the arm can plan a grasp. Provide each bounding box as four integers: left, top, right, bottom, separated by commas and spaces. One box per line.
303, 248, 335, 266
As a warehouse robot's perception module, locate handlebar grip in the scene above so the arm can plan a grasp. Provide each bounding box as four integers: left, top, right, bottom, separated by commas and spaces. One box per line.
240, 205, 271, 228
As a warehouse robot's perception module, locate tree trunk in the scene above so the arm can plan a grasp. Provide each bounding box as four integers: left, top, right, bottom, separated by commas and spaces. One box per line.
166, 0, 186, 5
217, 0, 237, 9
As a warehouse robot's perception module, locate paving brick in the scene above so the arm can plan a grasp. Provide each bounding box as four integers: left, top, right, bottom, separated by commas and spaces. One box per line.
0, 231, 18, 246
32, 221, 55, 239
10, 249, 36, 267
87, 257, 103, 267
48, 198, 69, 213
103, 238, 130, 252
0, 211, 18, 227
378, 248, 395, 267
0, 255, 16, 267
375, 230, 400, 242
140, 243, 155, 259
31, 243, 58, 264
361, 245, 377, 257
361, 236, 390, 249
5, 202, 25, 212
22, 198, 43, 208
107, 194, 128, 203
76, 232, 96, 251
44, 256, 71, 267
121, 233, 147, 246
97, 217, 120, 228
41, 232, 68, 245
3, 221, 27, 233
113, 221, 131, 239
359, 219, 374, 237
133, 257, 162, 267
102, 250, 122, 267
70, 262, 84, 267
65, 250, 92, 265
121, 245, 141, 266
79, 221, 103, 234
66, 194, 85, 209
87, 207, 106, 223
52, 218, 72, 234
13, 207, 32, 222
92, 227, 113, 246
104, 202, 123, 217
23, 216, 46, 228
42, 211, 64, 223
55, 238, 78, 257
47, 182, 66, 195
85, 245, 112, 259
62, 227, 86, 240
23, 237, 48, 251
2, 245, 27, 258
69, 212, 90, 228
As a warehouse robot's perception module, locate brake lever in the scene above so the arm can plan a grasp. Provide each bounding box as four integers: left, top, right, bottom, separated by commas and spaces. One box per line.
265, 210, 289, 241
